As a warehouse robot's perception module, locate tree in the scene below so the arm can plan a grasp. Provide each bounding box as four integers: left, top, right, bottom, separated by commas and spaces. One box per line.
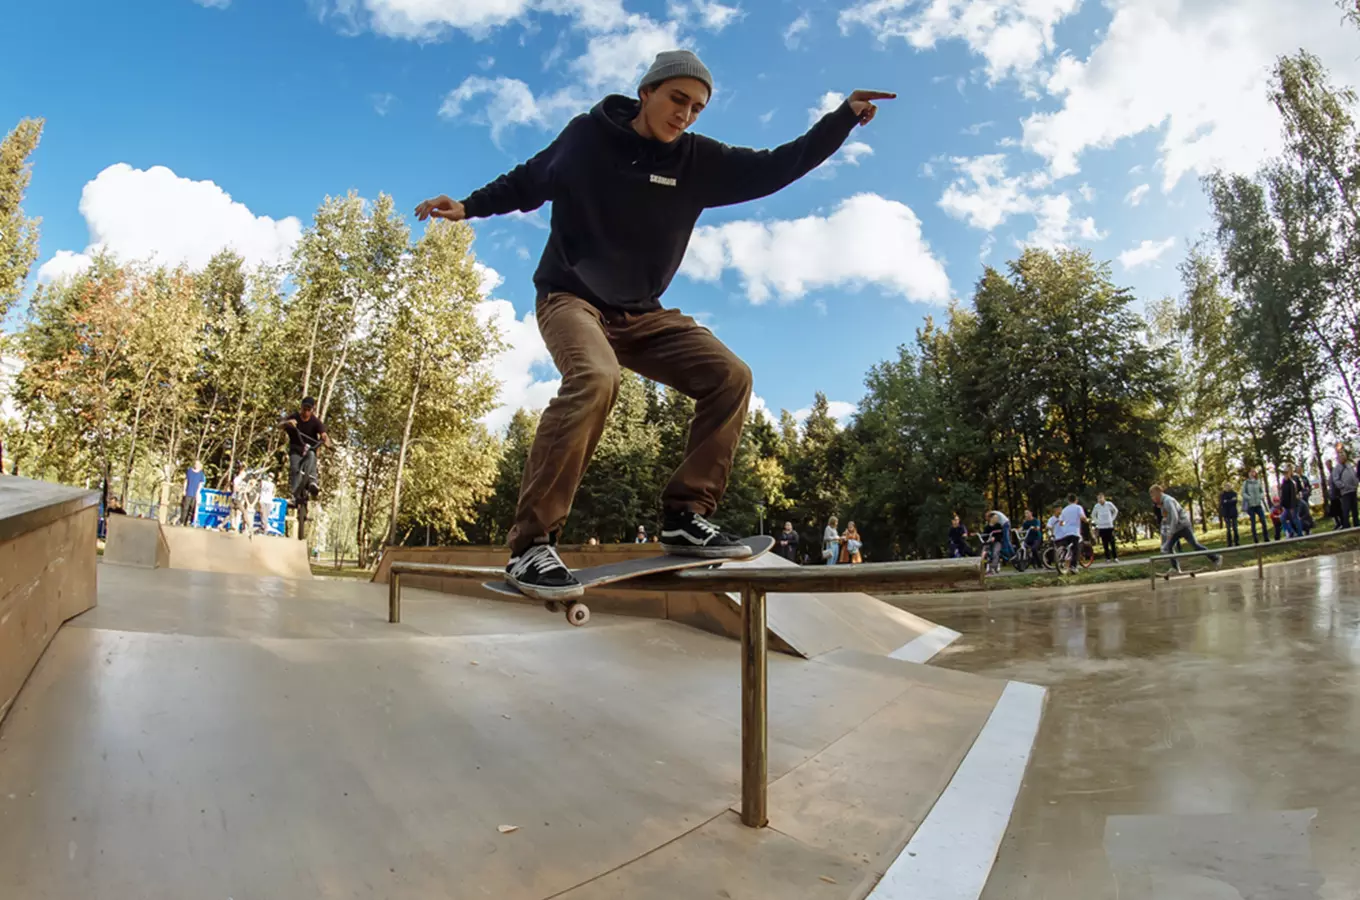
0, 118, 43, 321
376, 220, 502, 545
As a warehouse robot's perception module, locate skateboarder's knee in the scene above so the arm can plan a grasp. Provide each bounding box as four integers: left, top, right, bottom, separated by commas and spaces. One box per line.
721, 358, 753, 398
568, 363, 621, 410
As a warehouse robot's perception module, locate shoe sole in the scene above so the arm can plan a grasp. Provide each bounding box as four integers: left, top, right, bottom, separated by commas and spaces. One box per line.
659, 543, 754, 559
506, 576, 585, 601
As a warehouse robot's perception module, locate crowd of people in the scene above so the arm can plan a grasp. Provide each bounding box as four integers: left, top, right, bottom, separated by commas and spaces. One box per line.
942, 446, 1360, 575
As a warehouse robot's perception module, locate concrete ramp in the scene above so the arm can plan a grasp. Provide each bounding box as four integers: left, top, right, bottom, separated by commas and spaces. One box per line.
0, 564, 1039, 900
104, 517, 311, 579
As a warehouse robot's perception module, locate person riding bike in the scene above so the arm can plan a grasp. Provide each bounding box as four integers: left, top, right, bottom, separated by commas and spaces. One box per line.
280, 397, 330, 539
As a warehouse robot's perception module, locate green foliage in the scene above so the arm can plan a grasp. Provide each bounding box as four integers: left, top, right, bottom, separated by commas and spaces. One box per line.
0, 118, 43, 321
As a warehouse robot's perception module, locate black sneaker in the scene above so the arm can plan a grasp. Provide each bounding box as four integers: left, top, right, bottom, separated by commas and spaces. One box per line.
506, 542, 583, 601
660, 509, 751, 558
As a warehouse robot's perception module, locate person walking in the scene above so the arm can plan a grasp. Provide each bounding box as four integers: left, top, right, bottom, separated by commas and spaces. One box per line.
1241, 468, 1271, 543
1331, 447, 1359, 528
1150, 484, 1221, 573
415, 50, 893, 599
1091, 492, 1119, 561
1219, 480, 1240, 547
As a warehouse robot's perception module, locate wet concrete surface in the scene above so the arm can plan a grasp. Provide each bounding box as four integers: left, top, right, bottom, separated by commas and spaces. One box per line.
928, 553, 1360, 900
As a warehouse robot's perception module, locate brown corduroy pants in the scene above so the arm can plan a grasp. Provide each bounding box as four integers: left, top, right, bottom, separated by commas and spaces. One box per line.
506, 292, 752, 555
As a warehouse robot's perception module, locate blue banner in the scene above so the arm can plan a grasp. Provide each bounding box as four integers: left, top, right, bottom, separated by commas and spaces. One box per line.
194, 487, 288, 535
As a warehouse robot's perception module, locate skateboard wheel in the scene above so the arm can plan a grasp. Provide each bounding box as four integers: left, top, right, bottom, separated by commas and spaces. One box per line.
565, 603, 590, 626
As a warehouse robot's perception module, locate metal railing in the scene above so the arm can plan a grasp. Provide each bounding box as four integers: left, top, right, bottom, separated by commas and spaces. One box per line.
385, 555, 984, 828
1144, 524, 1360, 590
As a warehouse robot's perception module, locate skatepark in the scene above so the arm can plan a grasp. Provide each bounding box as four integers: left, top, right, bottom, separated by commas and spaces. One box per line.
4, 474, 1359, 898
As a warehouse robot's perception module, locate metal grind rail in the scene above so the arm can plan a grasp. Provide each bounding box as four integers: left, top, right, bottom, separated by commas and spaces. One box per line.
385, 555, 985, 828
1145, 524, 1360, 590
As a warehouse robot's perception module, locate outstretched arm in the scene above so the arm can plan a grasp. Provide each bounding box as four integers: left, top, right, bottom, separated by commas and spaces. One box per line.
415, 120, 577, 223
696, 90, 895, 208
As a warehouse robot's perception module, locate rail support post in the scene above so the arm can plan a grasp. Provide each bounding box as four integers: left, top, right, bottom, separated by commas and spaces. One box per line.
1256, 544, 1263, 579
740, 585, 768, 828
389, 571, 402, 624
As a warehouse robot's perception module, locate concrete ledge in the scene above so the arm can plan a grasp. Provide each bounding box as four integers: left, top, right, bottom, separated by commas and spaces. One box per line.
0, 476, 99, 724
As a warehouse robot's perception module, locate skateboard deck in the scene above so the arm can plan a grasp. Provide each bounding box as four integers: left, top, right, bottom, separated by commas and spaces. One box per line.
484, 535, 776, 626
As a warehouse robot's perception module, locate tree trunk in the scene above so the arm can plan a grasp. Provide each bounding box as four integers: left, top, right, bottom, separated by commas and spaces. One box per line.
195, 389, 220, 463
1304, 318, 1360, 433
121, 366, 155, 505
386, 360, 423, 546
318, 334, 351, 423
224, 366, 250, 488
303, 296, 323, 399
1304, 396, 1326, 508
356, 454, 372, 568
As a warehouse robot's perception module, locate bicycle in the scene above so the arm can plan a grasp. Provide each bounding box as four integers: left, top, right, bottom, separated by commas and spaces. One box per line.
290, 432, 322, 541
1011, 527, 1041, 572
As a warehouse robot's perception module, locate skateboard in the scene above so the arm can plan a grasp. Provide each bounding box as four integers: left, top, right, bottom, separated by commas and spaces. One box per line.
1162, 570, 1197, 580
483, 535, 776, 626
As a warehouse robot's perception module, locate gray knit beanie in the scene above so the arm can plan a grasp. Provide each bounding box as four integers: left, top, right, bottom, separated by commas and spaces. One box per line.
638, 49, 713, 97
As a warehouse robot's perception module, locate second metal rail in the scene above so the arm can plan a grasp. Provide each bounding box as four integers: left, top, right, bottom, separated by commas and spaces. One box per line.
384, 554, 985, 828
1144, 524, 1360, 590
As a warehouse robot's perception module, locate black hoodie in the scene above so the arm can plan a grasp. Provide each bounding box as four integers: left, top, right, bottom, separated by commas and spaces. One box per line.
459, 94, 862, 313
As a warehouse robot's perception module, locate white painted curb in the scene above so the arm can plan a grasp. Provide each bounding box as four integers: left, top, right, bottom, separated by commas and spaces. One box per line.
867, 679, 1047, 899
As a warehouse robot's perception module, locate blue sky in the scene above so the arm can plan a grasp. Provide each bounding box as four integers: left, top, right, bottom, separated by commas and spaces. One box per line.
5, 0, 1357, 429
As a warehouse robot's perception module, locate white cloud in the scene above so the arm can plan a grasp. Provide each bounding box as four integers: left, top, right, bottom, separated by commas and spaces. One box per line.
808, 91, 845, 125
571, 15, 683, 91
749, 393, 775, 424
937, 154, 1102, 248
669, 0, 741, 31
838, 0, 1083, 84
961, 120, 996, 136
680, 192, 952, 305
758, 109, 776, 125
1077, 182, 1094, 202
475, 297, 560, 432
814, 141, 874, 177
1021, 0, 1360, 189
439, 76, 586, 143
370, 92, 396, 116
1118, 237, 1176, 270
320, 0, 628, 39
193, 0, 231, 7
1025, 193, 1104, 249
783, 12, 810, 48
37, 250, 96, 284
1125, 183, 1150, 206
37, 163, 302, 282
793, 400, 857, 427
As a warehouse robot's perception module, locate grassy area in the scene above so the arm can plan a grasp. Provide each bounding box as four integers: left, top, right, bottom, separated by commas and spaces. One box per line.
990, 524, 1359, 590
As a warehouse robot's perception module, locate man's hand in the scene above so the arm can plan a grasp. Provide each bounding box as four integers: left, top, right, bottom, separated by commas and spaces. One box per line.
846, 90, 896, 126
415, 195, 466, 222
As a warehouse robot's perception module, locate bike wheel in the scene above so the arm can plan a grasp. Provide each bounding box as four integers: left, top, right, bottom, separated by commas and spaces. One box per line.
1079, 541, 1095, 568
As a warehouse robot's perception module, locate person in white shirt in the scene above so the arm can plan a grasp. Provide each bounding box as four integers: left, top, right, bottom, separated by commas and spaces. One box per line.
1150, 484, 1220, 573
1054, 494, 1087, 573
257, 477, 276, 535
1091, 492, 1120, 561
823, 516, 840, 566
230, 468, 251, 533
986, 510, 1012, 560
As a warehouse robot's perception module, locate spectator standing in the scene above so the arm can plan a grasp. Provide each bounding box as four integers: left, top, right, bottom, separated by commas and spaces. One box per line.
1279, 464, 1303, 538
1331, 447, 1359, 528
1150, 484, 1221, 572
1328, 458, 1344, 529
839, 521, 863, 564
776, 521, 799, 561
635, 526, 648, 543
1241, 468, 1271, 543
1091, 493, 1120, 561
180, 460, 205, 527
823, 516, 840, 566
1219, 481, 1240, 547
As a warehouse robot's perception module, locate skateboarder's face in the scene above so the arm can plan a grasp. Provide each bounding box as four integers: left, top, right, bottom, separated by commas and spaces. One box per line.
637, 78, 709, 143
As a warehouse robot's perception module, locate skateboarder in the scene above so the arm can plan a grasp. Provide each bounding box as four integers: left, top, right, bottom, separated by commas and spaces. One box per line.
417, 50, 893, 599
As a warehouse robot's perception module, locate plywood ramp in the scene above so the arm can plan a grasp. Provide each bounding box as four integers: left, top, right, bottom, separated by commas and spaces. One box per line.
0, 564, 1015, 900
103, 516, 311, 579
